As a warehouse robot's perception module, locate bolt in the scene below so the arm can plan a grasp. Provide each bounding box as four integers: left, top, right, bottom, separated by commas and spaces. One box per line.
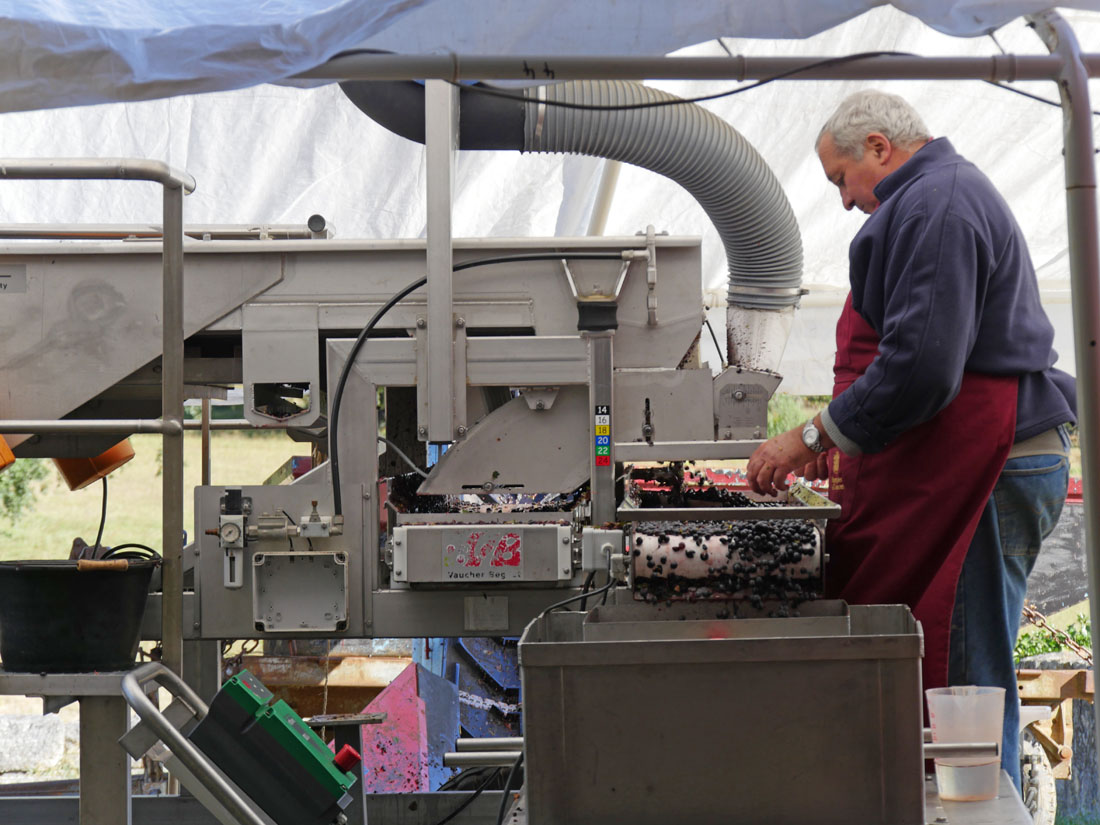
734, 390, 745, 401
535, 400, 545, 410
562, 536, 570, 545
455, 317, 466, 328
562, 568, 570, 575
418, 426, 427, 436
456, 425, 467, 436
395, 571, 403, 577
416, 317, 426, 328
395, 539, 402, 546
482, 481, 494, 492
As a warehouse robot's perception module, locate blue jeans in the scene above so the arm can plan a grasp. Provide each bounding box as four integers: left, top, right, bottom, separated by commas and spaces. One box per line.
948, 426, 1070, 792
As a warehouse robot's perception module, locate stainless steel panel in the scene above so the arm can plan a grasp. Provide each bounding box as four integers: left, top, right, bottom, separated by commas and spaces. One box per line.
193, 484, 364, 639
519, 602, 926, 825
0, 248, 282, 447
242, 302, 321, 427
581, 601, 850, 642
419, 386, 591, 495
392, 524, 571, 584
614, 367, 714, 443
203, 236, 703, 370
714, 365, 783, 440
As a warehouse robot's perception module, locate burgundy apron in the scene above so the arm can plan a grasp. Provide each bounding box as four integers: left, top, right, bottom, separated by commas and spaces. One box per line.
825, 294, 1017, 692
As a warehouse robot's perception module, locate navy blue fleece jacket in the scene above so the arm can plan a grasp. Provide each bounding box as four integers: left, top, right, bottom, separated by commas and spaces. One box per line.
822, 138, 1076, 454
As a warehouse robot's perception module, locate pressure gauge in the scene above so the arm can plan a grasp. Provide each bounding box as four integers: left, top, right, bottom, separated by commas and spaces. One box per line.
218, 515, 245, 549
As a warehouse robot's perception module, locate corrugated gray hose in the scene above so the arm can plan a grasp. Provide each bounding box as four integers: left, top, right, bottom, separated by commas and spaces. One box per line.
523, 81, 803, 310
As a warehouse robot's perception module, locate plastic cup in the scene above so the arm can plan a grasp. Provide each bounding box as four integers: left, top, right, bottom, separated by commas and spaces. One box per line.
926, 686, 1005, 802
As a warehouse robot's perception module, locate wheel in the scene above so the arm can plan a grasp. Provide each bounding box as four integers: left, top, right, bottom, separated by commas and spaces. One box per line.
1020, 727, 1057, 825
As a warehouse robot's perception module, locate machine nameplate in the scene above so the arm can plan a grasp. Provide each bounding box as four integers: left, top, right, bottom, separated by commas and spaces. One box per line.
392, 524, 572, 584
0, 265, 26, 293
441, 528, 525, 581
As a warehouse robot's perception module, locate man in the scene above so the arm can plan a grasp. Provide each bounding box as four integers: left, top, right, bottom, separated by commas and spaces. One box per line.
747, 90, 1075, 791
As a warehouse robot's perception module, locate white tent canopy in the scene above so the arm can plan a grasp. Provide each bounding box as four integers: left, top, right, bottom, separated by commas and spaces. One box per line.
0, 2, 1096, 391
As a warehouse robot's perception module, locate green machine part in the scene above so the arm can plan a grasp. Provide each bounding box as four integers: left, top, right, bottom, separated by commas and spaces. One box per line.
217, 670, 357, 797
188, 668, 358, 825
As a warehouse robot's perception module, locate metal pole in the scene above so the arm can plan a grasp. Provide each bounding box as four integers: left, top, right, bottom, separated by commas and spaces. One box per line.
161, 184, 185, 677
0, 158, 194, 191
587, 331, 616, 526
456, 737, 525, 751
587, 161, 622, 236
424, 80, 459, 442
0, 419, 182, 434
443, 751, 523, 768
294, 52, 1099, 83
201, 398, 211, 486
1028, 9, 1100, 795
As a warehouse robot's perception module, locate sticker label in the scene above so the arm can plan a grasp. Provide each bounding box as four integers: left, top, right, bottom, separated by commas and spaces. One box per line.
442, 530, 524, 581
593, 405, 611, 465
0, 265, 27, 294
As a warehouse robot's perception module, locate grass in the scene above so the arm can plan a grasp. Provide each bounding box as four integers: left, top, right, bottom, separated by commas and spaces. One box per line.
0, 432, 305, 560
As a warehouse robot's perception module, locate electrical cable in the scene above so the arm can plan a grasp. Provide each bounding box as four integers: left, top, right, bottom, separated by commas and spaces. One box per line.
329, 251, 623, 516
378, 436, 428, 478
538, 575, 617, 618
982, 79, 1100, 117
431, 768, 502, 825
330, 50, 911, 112
704, 315, 727, 369
577, 569, 598, 611
494, 751, 524, 825
93, 476, 107, 554
101, 543, 161, 561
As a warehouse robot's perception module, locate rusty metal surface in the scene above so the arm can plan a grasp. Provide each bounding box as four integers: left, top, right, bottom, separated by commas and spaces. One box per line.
1018, 668, 1095, 702
226, 654, 411, 718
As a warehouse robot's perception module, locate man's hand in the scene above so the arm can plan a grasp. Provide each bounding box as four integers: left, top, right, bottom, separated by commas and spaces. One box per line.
746, 426, 815, 496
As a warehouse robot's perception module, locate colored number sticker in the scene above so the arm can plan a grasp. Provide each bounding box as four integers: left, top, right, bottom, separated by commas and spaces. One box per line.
594, 425, 610, 436
595, 446, 610, 456
595, 456, 611, 466
595, 405, 610, 415
595, 435, 610, 446
594, 414, 610, 426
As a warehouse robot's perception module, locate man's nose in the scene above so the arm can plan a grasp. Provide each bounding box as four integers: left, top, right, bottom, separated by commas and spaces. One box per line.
842, 193, 855, 211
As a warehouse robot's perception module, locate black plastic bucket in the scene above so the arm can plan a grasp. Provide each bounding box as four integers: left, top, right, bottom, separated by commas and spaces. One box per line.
0, 559, 157, 672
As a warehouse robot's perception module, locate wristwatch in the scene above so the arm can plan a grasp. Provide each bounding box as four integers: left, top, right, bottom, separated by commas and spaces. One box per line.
802, 418, 826, 453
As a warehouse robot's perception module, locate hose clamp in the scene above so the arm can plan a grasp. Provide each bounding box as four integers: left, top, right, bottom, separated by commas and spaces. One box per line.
534, 85, 547, 144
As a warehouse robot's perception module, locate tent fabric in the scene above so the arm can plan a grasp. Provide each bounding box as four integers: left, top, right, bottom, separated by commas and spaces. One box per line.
0, 5, 1094, 392
0, 1, 1098, 113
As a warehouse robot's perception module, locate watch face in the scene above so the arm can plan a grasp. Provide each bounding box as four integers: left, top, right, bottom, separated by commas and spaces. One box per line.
803, 422, 820, 451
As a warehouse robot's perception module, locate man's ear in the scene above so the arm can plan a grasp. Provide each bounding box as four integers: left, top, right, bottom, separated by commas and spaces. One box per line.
865, 132, 892, 163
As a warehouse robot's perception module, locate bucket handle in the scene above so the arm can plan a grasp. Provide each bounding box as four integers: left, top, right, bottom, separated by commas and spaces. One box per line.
76, 559, 129, 572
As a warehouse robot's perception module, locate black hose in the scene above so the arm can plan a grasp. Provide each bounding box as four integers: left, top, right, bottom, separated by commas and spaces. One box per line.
539, 576, 616, 617
329, 252, 624, 516
494, 752, 524, 825
577, 569, 598, 611
431, 768, 501, 825
93, 476, 107, 554
101, 543, 161, 561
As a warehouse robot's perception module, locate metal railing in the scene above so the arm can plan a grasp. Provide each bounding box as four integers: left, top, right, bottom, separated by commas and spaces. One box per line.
0, 158, 193, 675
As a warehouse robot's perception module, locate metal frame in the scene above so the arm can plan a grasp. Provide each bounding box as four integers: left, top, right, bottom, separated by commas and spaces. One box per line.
0, 159, 194, 676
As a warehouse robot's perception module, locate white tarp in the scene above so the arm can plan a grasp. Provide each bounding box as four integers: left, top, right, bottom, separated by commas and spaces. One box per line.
0, 3, 1096, 391
1, 1, 1099, 111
